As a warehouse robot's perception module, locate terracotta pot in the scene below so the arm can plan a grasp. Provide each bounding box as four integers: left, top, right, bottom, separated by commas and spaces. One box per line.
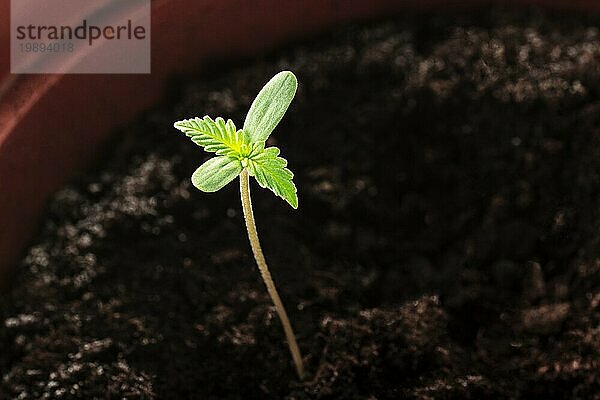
0, 0, 598, 284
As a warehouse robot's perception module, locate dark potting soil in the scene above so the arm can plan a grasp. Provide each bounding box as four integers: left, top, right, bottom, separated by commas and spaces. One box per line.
2, 9, 600, 399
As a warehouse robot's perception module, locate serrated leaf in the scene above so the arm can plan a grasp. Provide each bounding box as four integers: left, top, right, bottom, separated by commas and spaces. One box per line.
174, 116, 249, 158
243, 71, 297, 144
191, 156, 242, 192
246, 147, 298, 209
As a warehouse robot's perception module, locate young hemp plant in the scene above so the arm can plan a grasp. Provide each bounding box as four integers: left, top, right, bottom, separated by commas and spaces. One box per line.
174, 71, 304, 378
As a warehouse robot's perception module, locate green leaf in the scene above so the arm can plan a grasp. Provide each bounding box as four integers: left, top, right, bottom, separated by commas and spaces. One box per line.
191, 156, 242, 192
174, 116, 249, 158
243, 71, 297, 144
246, 147, 298, 208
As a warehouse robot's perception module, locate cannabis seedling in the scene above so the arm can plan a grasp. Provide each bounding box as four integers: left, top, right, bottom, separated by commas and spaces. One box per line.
174, 71, 304, 378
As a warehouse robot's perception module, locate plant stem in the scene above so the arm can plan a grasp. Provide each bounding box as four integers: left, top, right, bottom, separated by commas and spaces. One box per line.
239, 169, 305, 379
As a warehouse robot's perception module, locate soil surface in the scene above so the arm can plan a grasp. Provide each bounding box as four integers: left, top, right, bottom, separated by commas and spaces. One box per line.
2, 9, 600, 400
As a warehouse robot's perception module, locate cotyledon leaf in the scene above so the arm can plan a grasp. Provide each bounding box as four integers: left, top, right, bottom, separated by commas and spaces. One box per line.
191, 156, 242, 192
243, 71, 297, 144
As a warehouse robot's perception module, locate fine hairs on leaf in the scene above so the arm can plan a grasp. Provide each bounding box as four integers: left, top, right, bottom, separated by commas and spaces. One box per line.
174, 116, 251, 159
173, 71, 305, 378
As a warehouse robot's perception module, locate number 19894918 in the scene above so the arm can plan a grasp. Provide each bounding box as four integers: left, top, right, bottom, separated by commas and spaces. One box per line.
19, 42, 74, 53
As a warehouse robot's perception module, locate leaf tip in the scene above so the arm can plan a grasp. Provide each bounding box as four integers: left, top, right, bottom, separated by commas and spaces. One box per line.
278, 70, 297, 82
285, 186, 299, 209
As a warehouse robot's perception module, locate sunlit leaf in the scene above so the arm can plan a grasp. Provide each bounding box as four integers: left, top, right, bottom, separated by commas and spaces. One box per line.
174, 116, 249, 158
191, 156, 242, 192
246, 147, 298, 209
243, 71, 297, 143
